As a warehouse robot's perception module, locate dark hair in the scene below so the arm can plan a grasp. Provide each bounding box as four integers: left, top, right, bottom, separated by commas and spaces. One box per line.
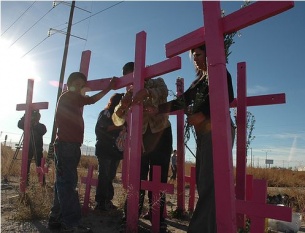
191, 44, 206, 54
106, 93, 124, 111
67, 72, 86, 87
191, 45, 206, 77
122, 62, 134, 75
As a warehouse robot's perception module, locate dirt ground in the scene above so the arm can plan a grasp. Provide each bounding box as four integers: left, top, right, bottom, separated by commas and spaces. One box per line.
1, 177, 305, 233
1, 178, 189, 233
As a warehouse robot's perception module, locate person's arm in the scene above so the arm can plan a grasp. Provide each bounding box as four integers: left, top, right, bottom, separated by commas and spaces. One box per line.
89, 77, 118, 104
112, 90, 132, 126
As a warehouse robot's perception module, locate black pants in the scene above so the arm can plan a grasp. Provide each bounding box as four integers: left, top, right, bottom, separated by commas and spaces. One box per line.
95, 156, 120, 204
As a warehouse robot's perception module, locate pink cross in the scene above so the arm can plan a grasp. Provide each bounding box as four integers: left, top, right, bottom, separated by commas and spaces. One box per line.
164, 2, 294, 231
168, 77, 186, 211
76, 34, 180, 231
16, 79, 48, 193
80, 165, 98, 214
236, 179, 291, 233
79, 32, 180, 232
232, 62, 286, 227
184, 166, 196, 212
36, 157, 48, 185
141, 166, 174, 233
174, 78, 186, 211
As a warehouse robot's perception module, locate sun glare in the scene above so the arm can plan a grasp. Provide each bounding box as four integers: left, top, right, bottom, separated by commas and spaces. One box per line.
0, 39, 39, 107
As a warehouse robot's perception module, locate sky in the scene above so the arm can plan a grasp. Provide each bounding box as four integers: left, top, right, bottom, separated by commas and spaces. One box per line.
0, 1, 304, 169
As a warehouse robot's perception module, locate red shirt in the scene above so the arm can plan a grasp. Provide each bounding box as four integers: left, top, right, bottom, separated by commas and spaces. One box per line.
55, 91, 95, 144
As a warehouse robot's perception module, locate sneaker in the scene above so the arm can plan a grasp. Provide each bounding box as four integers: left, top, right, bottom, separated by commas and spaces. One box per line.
61, 224, 92, 233
48, 216, 61, 229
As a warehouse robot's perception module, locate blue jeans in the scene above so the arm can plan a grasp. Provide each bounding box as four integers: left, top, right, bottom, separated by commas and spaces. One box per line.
50, 141, 82, 227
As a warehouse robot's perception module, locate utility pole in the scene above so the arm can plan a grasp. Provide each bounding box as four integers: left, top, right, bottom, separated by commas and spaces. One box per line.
48, 1, 75, 159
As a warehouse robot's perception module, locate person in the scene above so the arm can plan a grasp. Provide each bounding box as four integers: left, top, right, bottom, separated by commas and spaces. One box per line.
147, 45, 235, 233
17, 110, 47, 185
48, 72, 117, 233
169, 149, 177, 181
112, 62, 172, 232
94, 93, 125, 211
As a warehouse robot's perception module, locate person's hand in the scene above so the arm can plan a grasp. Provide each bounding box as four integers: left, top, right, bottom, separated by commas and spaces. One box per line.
132, 88, 149, 105
121, 91, 132, 109
144, 106, 158, 115
187, 112, 205, 126
108, 76, 118, 90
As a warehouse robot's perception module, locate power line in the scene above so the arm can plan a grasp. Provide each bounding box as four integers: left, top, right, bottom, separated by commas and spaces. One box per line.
9, 4, 57, 48
21, 36, 50, 58
72, 1, 124, 26
1, 1, 37, 36
21, 1, 124, 57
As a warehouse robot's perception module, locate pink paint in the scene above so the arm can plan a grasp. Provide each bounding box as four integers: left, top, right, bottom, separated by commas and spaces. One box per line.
185, 166, 196, 212
16, 79, 48, 193
141, 166, 174, 233
164, 1, 293, 231
36, 157, 48, 185
81, 165, 98, 214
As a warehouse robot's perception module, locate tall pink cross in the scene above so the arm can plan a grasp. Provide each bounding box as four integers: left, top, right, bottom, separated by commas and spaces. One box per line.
174, 77, 186, 211
231, 62, 286, 227
81, 32, 181, 232
168, 77, 186, 211
16, 79, 48, 193
165, 1, 294, 231
141, 166, 174, 233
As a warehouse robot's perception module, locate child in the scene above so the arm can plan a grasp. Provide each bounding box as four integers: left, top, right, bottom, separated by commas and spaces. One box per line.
48, 72, 117, 233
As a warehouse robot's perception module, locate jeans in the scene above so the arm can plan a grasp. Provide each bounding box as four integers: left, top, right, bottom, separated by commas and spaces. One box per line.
50, 141, 82, 227
95, 155, 120, 203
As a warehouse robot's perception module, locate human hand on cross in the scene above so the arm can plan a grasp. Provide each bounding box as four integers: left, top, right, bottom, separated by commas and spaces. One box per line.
107, 76, 118, 90
132, 88, 150, 105
143, 105, 158, 115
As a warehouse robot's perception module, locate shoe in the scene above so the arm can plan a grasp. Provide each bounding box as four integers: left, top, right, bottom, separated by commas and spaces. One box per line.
61, 224, 92, 233
48, 216, 61, 229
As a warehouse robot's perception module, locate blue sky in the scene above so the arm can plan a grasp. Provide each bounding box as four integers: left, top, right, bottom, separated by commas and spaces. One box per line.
1, 1, 304, 169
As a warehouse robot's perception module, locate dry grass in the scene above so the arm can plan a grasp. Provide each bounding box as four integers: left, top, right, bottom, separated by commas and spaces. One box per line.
1, 144, 304, 222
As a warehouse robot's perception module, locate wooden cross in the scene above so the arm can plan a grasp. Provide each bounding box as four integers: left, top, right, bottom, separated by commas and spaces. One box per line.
73, 33, 179, 232
16, 79, 48, 193
164, 1, 294, 232
141, 166, 174, 233
184, 166, 196, 212
174, 77, 186, 211
167, 77, 186, 211
231, 62, 287, 227
236, 179, 291, 233
36, 157, 48, 185
81, 165, 98, 214
81, 31, 180, 232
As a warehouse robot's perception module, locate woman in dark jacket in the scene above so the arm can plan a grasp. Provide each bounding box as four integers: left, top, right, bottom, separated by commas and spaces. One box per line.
95, 93, 125, 211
